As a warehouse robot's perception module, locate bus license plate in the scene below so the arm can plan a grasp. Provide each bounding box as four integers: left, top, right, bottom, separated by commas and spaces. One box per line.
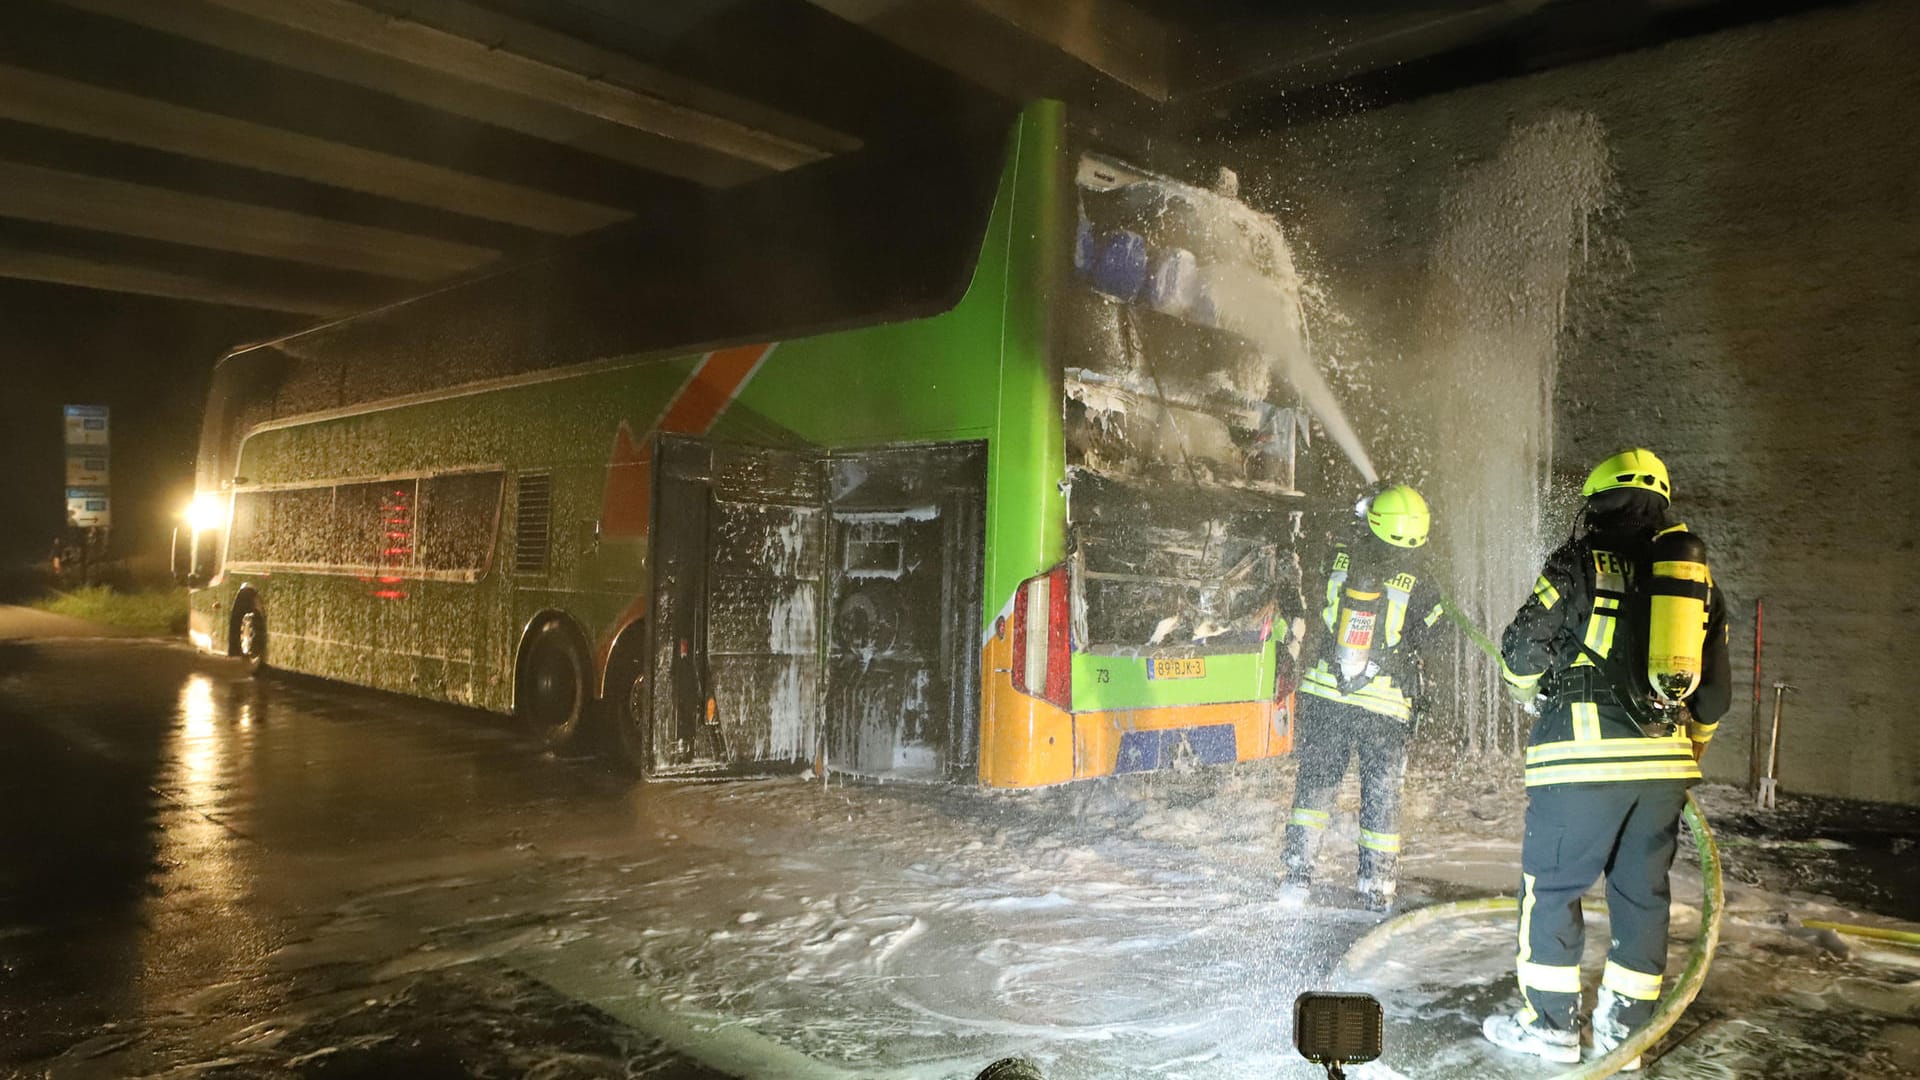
1149, 657, 1206, 680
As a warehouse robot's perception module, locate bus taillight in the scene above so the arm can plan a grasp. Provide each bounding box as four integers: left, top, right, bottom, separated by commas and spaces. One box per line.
1011, 565, 1071, 709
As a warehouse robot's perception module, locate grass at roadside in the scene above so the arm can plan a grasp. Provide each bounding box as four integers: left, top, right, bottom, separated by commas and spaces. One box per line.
33, 584, 189, 636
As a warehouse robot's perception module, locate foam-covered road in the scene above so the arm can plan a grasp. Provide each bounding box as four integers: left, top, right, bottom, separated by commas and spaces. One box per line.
3, 639, 1916, 1079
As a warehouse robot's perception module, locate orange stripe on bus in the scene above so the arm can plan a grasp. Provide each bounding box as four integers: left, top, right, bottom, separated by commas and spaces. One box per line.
595, 342, 773, 688
658, 343, 772, 435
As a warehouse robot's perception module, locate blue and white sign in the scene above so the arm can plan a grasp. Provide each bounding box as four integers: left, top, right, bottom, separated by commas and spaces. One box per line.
63, 404, 110, 447
66, 487, 111, 528
62, 405, 110, 529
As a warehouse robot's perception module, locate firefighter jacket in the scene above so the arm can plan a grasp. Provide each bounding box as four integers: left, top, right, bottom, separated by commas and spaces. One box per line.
1500, 521, 1731, 787
1299, 542, 1447, 722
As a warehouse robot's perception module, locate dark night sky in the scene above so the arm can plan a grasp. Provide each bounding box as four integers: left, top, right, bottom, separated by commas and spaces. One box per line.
0, 283, 295, 565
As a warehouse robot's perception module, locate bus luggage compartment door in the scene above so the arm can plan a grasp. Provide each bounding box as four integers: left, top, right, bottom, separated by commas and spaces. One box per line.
653, 438, 825, 772
652, 437, 984, 780
822, 443, 985, 780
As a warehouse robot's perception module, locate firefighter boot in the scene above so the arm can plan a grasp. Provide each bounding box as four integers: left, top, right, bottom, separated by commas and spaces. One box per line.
1589, 989, 1645, 1071
1356, 845, 1397, 913
1483, 1012, 1581, 1065
1278, 809, 1328, 909
1277, 870, 1311, 910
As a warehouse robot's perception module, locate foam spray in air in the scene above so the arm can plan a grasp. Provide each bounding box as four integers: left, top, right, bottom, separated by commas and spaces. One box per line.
1172, 182, 1379, 484
1415, 112, 1617, 754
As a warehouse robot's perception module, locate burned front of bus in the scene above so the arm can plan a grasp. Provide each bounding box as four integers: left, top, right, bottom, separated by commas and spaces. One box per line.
981, 148, 1316, 787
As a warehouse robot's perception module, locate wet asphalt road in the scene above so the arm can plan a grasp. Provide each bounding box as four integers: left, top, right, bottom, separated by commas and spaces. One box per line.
9, 634, 1918, 1080
0, 638, 734, 1079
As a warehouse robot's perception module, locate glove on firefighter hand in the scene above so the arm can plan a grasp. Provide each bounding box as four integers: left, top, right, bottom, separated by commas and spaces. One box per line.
1504, 678, 1536, 707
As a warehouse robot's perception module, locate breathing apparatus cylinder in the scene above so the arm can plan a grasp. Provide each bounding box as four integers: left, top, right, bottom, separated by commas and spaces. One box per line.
1646, 529, 1711, 704
1333, 572, 1384, 694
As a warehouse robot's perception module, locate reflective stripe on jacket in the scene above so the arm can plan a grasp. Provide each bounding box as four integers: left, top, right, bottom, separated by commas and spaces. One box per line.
1522, 703, 1701, 787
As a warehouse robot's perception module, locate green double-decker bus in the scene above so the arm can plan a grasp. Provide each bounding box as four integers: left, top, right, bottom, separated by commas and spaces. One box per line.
179, 101, 1324, 787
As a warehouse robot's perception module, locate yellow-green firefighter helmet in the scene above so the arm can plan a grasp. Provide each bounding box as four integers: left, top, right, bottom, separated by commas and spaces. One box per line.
1582, 448, 1672, 502
1366, 484, 1430, 548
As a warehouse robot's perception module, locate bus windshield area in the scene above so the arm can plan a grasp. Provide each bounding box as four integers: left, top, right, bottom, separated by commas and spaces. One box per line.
1067, 472, 1301, 654
1061, 151, 1315, 495
1061, 152, 1315, 652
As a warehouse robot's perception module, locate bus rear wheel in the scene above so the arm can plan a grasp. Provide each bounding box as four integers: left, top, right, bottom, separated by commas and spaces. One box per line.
518, 620, 588, 751
602, 639, 652, 774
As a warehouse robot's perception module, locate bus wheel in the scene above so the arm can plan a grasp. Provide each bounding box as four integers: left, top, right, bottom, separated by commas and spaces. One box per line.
518, 620, 588, 751
975, 1060, 1045, 1080
233, 601, 267, 672
602, 639, 652, 774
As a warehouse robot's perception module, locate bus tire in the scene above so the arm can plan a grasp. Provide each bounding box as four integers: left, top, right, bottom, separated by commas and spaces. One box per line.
231, 597, 267, 673
975, 1060, 1045, 1080
602, 630, 653, 774
517, 619, 589, 752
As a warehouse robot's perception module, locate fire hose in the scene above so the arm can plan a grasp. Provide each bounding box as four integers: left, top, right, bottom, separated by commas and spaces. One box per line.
1339, 605, 1728, 1077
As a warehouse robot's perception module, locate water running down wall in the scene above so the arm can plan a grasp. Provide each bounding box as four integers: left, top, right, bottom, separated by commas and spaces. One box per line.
1417, 114, 1617, 755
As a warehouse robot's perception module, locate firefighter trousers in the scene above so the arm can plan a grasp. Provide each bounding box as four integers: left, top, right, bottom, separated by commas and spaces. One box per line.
1516, 779, 1689, 1032
1283, 695, 1408, 883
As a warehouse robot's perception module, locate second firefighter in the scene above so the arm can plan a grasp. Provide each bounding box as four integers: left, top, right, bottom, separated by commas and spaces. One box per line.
1281, 484, 1448, 912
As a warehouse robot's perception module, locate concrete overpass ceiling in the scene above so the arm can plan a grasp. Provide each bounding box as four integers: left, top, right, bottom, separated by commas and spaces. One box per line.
0, 0, 880, 322
0, 0, 1847, 329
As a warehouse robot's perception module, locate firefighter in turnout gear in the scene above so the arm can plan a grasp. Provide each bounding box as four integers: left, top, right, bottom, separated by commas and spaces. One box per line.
1482, 448, 1731, 1069
1280, 484, 1448, 913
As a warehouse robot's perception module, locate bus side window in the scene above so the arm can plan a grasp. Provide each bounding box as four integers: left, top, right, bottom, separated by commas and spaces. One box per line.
232, 486, 332, 566
421, 471, 505, 574
229, 489, 271, 563
334, 480, 417, 570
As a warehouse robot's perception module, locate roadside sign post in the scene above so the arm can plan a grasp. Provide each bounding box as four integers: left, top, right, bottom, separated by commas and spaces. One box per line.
60, 405, 110, 584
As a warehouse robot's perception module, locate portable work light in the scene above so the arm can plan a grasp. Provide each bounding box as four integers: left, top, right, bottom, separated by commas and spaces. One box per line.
1294, 991, 1384, 1078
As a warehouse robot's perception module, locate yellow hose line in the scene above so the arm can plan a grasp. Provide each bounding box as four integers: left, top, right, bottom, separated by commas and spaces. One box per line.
1801, 920, 1920, 947
1339, 793, 1723, 1078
